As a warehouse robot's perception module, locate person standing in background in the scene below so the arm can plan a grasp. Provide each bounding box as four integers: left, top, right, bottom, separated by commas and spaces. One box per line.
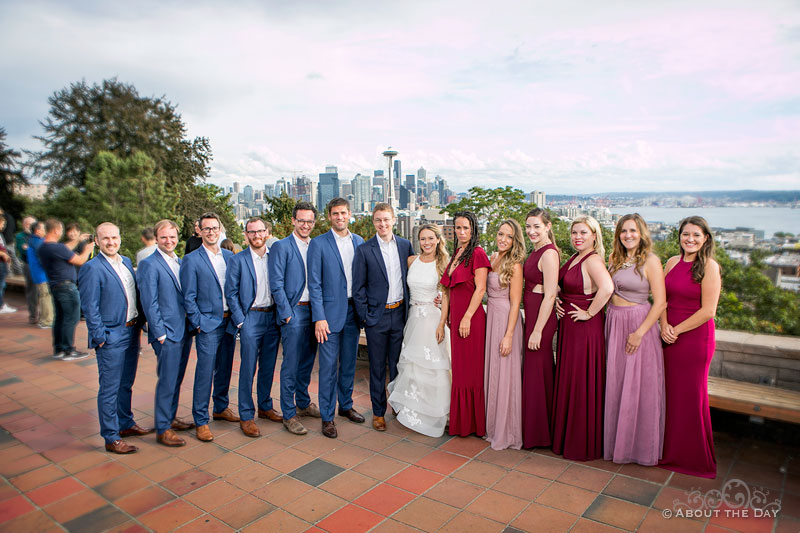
27, 222, 53, 327
15, 216, 37, 322
0, 210, 14, 314
184, 220, 203, 255
135, 227, 157, 266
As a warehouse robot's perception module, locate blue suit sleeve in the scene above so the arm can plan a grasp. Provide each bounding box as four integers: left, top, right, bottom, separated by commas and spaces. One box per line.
269, 241, 292, 322
77, 262, 106, 348
352, 244, 368, 327
225, 254, 245, 327
307, 239, 325, 323
180, 254, 201, 330
137, 259, 165, 340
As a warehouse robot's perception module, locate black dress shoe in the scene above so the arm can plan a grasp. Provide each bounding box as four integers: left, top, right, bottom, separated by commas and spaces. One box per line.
338, 408, 365, 424
322, 420, 338, 439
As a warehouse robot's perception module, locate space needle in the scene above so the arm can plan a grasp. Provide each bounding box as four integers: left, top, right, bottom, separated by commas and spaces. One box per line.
382, 147, 398, 210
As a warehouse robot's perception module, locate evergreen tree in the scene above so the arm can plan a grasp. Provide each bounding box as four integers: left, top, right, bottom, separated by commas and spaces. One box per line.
0, 128, 28, 222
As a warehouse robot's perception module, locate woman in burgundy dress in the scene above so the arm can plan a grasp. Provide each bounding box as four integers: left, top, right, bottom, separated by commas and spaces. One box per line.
521, 208, 560, 448
659, 216, 720, 478
440, 211, 491, 437
552, 215, 613, 461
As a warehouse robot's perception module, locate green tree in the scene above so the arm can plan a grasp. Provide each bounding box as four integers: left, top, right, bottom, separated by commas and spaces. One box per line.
27, 79, 211, 193
0, 128, 28, 222
350, 215, 377, 241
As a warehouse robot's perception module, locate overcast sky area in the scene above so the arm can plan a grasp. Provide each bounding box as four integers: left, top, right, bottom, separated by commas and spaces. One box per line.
2, 0, 800, 193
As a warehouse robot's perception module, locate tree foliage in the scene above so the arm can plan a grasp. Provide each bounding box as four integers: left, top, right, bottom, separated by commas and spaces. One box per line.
178, 183, 243, 245
0, 128, 28, 222
26, 78, 211, 192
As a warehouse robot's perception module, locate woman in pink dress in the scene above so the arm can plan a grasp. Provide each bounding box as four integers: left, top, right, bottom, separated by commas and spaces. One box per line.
604, 214, 666, 465
552, 216, 613, 461
484, 219, 525, 450
521, 208, 559, 448
440, 211, 491, 437
659, 216, 720, 478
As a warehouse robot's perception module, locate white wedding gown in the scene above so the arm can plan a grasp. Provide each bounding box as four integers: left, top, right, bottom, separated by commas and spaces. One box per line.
387, 257, 451, 437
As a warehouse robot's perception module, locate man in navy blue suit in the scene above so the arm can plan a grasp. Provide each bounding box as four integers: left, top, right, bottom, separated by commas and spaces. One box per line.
308, 198, 366, 439
270, 201, 321, 435
225, 217, 283, 438
137, 219, 195, 447
78, 223, 152, 454
352, 203, 413, 432
179, 212, 238, 443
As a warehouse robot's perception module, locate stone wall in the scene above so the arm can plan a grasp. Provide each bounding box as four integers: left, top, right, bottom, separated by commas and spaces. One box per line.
712, 330, 800, 391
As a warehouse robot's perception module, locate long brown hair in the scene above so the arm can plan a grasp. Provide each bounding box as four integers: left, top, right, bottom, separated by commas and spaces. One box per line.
609, 213, 652, 277
526, 208, 560, 259
417, 224, 450, 280
495, 219, 526, 288
678, 216, 716, 283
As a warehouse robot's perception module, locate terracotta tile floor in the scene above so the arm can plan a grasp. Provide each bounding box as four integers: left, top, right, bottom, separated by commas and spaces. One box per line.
0, 292, 797, 532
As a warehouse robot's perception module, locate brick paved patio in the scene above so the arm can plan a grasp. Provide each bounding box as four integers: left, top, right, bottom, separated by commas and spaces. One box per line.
0, 291, 798, 532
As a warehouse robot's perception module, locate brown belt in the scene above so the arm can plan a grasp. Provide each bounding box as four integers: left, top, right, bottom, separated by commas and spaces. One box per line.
297, 301, 310, 306
250, 305, 276, 312
385, 300, 404, 310
125, 319, 137, 327
223, 311, 231, 318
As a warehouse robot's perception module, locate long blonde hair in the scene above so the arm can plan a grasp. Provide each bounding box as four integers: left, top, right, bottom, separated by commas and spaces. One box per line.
417, 224, 450, 280
609, 213, 652, 277
495, 219, 526, 288
571, 215, 605, 259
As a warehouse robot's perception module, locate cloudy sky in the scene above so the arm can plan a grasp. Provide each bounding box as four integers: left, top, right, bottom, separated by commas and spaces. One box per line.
2, 0, 799, 193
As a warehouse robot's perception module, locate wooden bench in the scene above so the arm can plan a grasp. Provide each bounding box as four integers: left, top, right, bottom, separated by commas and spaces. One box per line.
708, 376, 800, 424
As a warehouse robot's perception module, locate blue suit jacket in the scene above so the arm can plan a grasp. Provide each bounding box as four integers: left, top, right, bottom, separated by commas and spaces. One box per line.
352, 235, 413, 328
78, 253, 140, 349
179, 245, 234, 333
225, 247, 273, 334
137, 250, 186, 344
269, 234, 309, 324
308, 230, 365, 332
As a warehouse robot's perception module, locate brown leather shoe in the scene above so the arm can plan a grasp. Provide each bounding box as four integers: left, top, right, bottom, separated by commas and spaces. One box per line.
372, 416, 386, 432
258, 408, 283, 422
171, 417, 195, 431
338, 408, 365, 424
105, 439, 138, 454
156, 429, 186, 447
322, 421, 338, 439
212, 408, 240, 422
240, 419, 261, 438
119, 424, 155, 437
296, 403, 321, 418
283, 416, 308, 435
196, 424, 214, 442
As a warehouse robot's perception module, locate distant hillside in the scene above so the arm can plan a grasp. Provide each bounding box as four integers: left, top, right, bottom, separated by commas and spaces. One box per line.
548, 190, 800, 203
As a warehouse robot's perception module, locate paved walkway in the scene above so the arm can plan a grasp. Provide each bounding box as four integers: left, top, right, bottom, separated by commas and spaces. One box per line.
0, 291, 797, 532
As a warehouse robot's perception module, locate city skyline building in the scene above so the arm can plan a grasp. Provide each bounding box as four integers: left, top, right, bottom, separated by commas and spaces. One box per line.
383, 148, 399, 209
317, 166, 340, 211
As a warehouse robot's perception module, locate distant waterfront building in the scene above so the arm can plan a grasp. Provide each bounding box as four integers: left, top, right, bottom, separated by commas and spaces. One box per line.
318, 166, 340, 211
529, 190, 546, 207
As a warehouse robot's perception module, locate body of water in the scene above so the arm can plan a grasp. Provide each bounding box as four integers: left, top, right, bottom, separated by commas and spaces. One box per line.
608, 207, 800, 238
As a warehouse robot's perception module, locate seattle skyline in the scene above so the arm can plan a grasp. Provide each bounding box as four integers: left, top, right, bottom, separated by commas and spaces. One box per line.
2, 0, 800, 194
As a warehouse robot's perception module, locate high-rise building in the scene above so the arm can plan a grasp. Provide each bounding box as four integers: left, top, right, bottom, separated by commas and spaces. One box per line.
243, 185, 254, 206
352, 173, 372, 213
293, 175, 314, 204
393, 160, 402, 189
341, 182, 352, 198
233, 181, 240, 194
275, 178, 290, 196
399, 185, 410, 209
405, 173, 415, 191
317, 166, 340, 211
264, 184, 275, 198
529, 190, 546, 207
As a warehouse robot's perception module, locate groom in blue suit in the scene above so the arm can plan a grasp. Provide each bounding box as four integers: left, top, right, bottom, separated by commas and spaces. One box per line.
78, 222, 151, 454
353, 203, 413, 432
225, 217, 283, 438
308, 198, 366, 439
270, 201, 321, 436
180, 212, 238, 442
137, 219, 195, 447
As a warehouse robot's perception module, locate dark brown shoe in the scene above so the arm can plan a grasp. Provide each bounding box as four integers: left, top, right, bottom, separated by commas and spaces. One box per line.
372, 416, 386, 432
171, 417, 195, 431
105, 439, 138, 454
338, 408, 365, 424
258, 408, 283, 422
322, 421, 338, 439
212, 408, 240, 422
156, 429, 186, 447
240, 419, 261, 438
296, 402, 321, 418
196, 424, 214, 442
119, 424, 155, 437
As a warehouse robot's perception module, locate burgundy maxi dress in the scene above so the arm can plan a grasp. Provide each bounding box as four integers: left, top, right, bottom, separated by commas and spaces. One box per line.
551, 251, 605, 461
521, 244, 557, 448
659, 257, 717, 478
441, 247, 491, 437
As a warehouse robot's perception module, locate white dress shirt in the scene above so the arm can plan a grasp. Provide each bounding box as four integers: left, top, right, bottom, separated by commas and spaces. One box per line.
292, 232, 310, 302
204, 244, 228, 311
157, 248, 181, 289
333, 230, 355, 298
102, 252, 138, 323
378, 235, 403, 304
250, 247, 273, 307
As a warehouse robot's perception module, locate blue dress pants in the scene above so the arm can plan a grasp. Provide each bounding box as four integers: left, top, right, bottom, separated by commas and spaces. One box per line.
96, 326, 140, 443
152, 335, 192, 434
193, 320, 235, 426
238, 309, 281, 421
365, 306, 405, 417
279, 305, 317, 420
318, 302, 360, 422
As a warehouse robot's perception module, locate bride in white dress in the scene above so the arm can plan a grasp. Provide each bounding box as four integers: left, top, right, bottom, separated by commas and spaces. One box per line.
388, 224, 451, 437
